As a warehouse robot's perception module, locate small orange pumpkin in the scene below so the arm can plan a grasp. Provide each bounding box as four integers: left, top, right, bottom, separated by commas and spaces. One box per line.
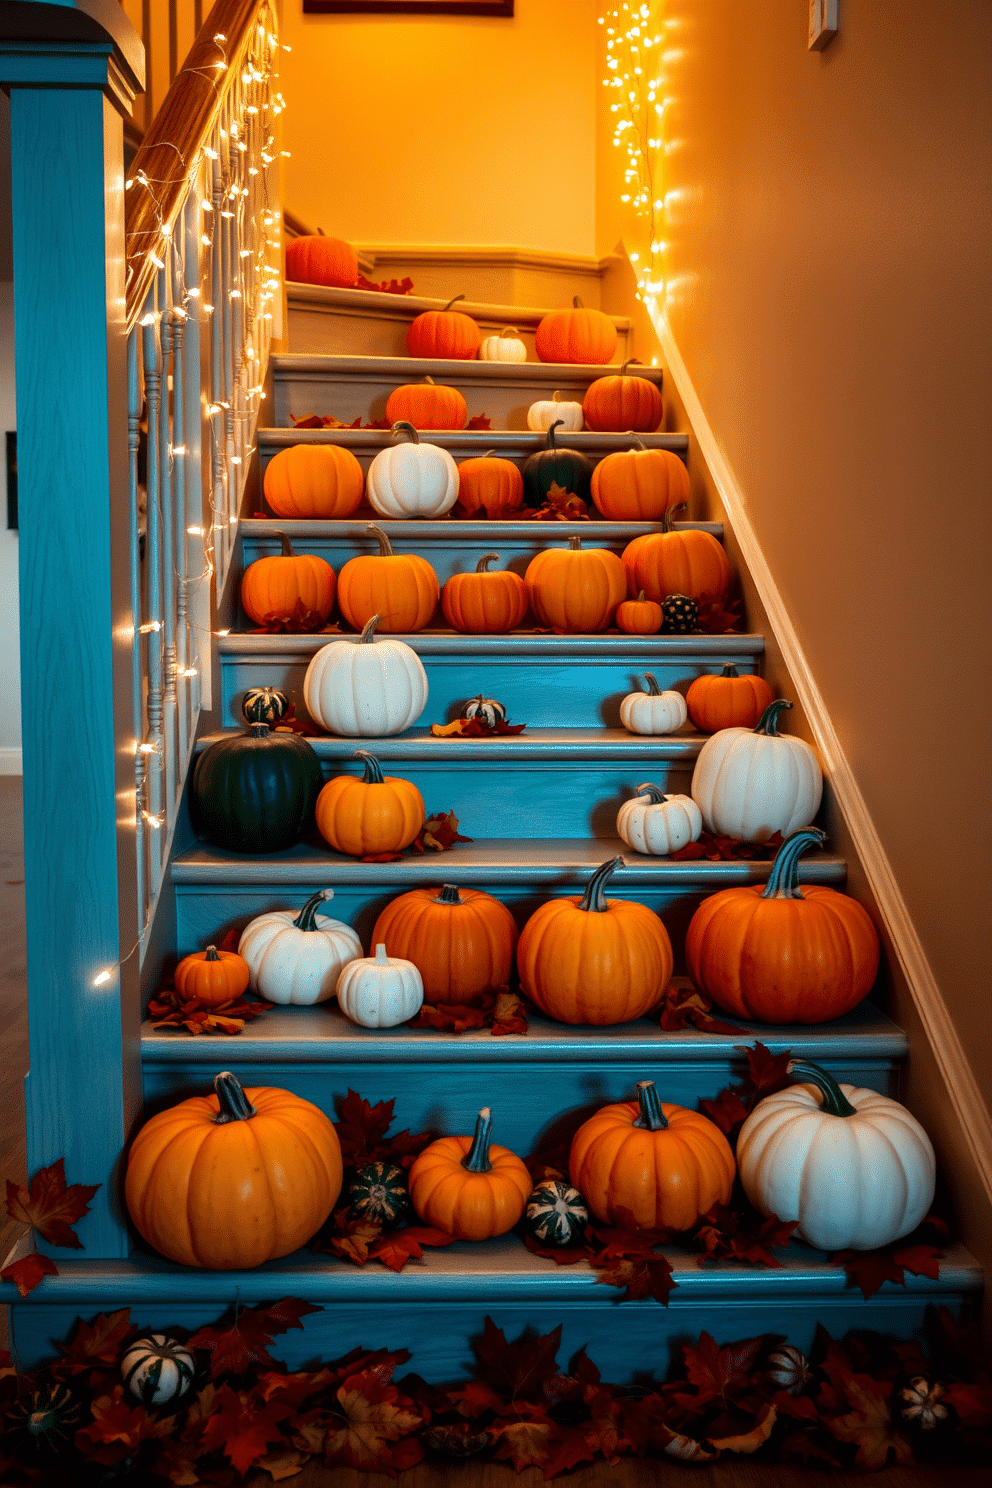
407, 1108, 532, 1240
441, 552, 528, 634
454, 452, 525, 517
369, 884, 518, 1006
582, 360, 663, 432
622, 503, 732, 603
525, 535, 626, 633
262, 444, 365, 520
173, 946, 250, 1008
406, 294, 481, 360
240, 533, 336, 627
591, 441, 690, 522
285, 235, 358, 289
385, 377, 468, 431
534, 296, 618, 365
615, 590, 663, 635
686, 662, 775, 732
569, 1080, 735, 1231
315, 750, 425, 858
337, 523, 439, 634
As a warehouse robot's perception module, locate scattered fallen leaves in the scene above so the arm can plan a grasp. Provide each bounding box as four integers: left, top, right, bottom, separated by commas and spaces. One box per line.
147, 984, 274, 1036
5, 1158, 100, 1249
670, 828, 783, 862
431, 717, 527, 737
832, 1214, 948, 1299
466, 414, 492, 430
0, 1251, 58, 1298
406, 987, 529, 1037
658, 980, 749, 1036
413, 809, 473, 853
827, 1375, 914, 1469
513, 483, 591, 522
288, 413, 391, 430
695, 1203, 799, 1267
56, 1309, 137, 1373
251, 600, 340, 635
323, 1369, 425, 1472
695, 588, 743, 634
355, 274, 415, 295
186, 1298, 323, 1380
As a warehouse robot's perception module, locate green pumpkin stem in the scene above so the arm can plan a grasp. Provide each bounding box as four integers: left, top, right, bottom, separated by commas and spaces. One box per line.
366, 523, 394, 557
661, 502, 689, 534
643, 673, 661, 695
787, 1060, 858, 1118
721, 663, 740, 677
355, 750, 385, 785
391, 421, 420, 445
248, 722, 271, 739
213, 1071, 257, 1124
461, 1107, 494, 1173
753, 699, 794, 736
634, 782, 667, 806
762, 827, 827, 900
633, 1080, 669, 1131
293, 890, 332, 932
442, 294, 466, 313
359, 615, 381, 644
580, 855, 624, 913
476, 553, 500, 573
434, 885, 463, 906
277, 532, 296, 558
546, 419, 564, 450
204, 946, 220, 962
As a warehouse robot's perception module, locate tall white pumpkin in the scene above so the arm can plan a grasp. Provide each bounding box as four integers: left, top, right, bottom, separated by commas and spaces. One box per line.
690, 698, 822, 842
238, 890, 363, 1005
304, 614, 428, 736
366, 421, 459, 518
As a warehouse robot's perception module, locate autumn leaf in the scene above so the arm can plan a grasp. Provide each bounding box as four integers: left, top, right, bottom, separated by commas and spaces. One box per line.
694, 1202, 798, 1266
473, 1317, 563, 1403
198, 1382, 293, 1476
367, 1226, 457, 1273
466, 414, 492, 430
422, 1421, 491, 1456
832, 1237, 943, 1301
659, 1426, 717, 1461
255, 1448, 306, 1480
670, 830, 781, 863
0, 1251, 58, 1297
828, 1375, 913, 1468
6, 1157, 100, 1248
323, 1369, 424, 1471
595, 1255, 676, 1305
698, 1086, 751, 1139
708, 1400, 777, 1452
74, 1384, 174, 1466
541, 1426, 596, 1478
186, 1298, 322, 1379
944, 1378, 992, 1430
252, 599, 337, 635
658, 981, 749, 1036
678, 1332, 767, 1410
745, 1041, 793, 1099
695, 589, 743, 634
490, 990, 529, 1036
355, 273, 415, 295
490, 1417, 554, 1469
57, 1309, 137, 1370
332, 1089, 433, 1170
407, 999, 490, 1033
317, 1208, 382, 1266
413, 809, 473, 853
523, 1232, 592, 1266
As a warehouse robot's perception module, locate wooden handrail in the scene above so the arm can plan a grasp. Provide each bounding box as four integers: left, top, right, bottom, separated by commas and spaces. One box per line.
124, 0, 274, 329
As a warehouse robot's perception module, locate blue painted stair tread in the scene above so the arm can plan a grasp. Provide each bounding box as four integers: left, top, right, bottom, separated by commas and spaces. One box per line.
198, 725, 710, 761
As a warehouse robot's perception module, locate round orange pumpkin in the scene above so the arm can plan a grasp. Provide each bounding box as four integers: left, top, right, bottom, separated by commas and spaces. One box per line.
369, 884, 518, 1006
240, 533, 336, 627
534, 296, 618, 365
315, 750, 425, 858
622, 503, 732, 603
516, 856, 673, 1025
686, 663, 775, 732
263, 443, 365, 520
173, 946, 250, 1008
524, 536, 626, 633
385, 377, 468, 431
454, 452, 525, 517
407, 1108, 532, 1240
685, 827, 881, 1024
337, 523, 439, 634
125, 1071, 343, 1269
285, 235, 358, 289
591, 442, 690, 522
582, 360, 664, 432
406, 294, 481, 360
615, 590, 662, 635
441, 552, 528, 634
569, 1080, 735, 1231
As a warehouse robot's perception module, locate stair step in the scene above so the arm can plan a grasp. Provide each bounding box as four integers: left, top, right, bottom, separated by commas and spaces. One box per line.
286, 282, 634, 361
218, 632, 764, 729
270, 354, 663, 431
6, 1240, 980, 1377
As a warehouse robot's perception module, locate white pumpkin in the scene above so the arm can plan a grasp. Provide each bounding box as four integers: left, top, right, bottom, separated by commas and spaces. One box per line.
619, 673, 688, 735
690, 698, 823, 843
737, 1059, 937, 1252
526, 391, 584, 433
478, 325, 527, 362
238, 889, 362, 1005
336, 942, 424, 1028
616, 784, 702, 856
121, 1335, 196, 1406
366, 421, 459, 518
304, 614, 429, 736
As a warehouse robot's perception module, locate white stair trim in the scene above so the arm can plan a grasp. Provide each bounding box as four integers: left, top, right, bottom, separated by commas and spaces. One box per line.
0, 745, 22, 775
356, 243, 623, 278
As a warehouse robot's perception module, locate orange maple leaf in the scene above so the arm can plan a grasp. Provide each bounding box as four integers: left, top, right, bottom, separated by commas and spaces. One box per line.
58, 1309, 137, 1370
0, 1251, 58, 1297
5, 1157, 100, 1248
324, 1370, 424, 1471
828, 1377, 913, 1469
708, 1401, 778, 1453
490, 1417, 554, 1469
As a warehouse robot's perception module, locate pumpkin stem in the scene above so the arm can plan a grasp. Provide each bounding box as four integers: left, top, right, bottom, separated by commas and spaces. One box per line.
634, 782, 667, 806
293, 890, 332, 932
579, 855, 624, 913
762, 828, 827, 901
721, 662, 740, 677
620, 358, 641, 376
276, 532, 296, 558
631, 437, 647, 451
643, 673, 661, 696
359, 615, 381, 644
482, 448, 496, 458
786, 1059, 858, 1118
461, 1107, 494, 1173
391, 421, 420, 445
374, 943, 390, 965
572, 295, 584, 308
424, 376, 435, 385
441, 294, 466, 313
567, 536, 583, 551
753, 699, 793, 736
365, 523, 394, 557
546, 419, 564, 450
212, 1071, 257, 1124
355, 750, 385, 785
204, 945, 220, 962
500, 326, 519, 338
636, 590, 646, 602
476, 552, 500, 572
248, 722, 271, 739
661, 502, 689, 534
433, 885, 463, 906
633, 1080, 669, 1131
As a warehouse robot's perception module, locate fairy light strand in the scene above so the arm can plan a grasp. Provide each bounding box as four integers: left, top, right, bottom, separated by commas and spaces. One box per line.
600, 0, 667, 303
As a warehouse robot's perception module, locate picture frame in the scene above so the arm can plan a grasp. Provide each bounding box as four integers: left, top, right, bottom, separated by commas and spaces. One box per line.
302, 1, 513, 15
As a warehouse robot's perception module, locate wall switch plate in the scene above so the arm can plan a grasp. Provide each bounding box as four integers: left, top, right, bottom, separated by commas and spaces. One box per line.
809, 0, 838, 50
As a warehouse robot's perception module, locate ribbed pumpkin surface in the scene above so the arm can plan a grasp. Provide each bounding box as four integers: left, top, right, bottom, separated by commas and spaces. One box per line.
407, 1135, 531, 1239
191, 729, 323, 853
517, 895, 672, 1025
370, 887, 517, 1005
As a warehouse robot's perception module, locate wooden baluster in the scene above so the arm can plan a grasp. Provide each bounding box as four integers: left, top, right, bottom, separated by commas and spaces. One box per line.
209, 148, 227, 586
169, 253, 190, 773
182, 185, 210, 711
157, 272, 178, 835
127, 328, 147, 932
141, 307, 165, 888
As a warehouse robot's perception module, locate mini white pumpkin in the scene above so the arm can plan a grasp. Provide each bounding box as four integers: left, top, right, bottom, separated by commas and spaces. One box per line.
526, 390, 584, 433
304, 614, 429, 736
121, 1334, 196, 1407
336, 942, 424, 1028
619, 673, 688, 735
478, 325, 527, 362
737, 1059, 937, 1252
690, 698, 823, 843
238, 889, 363, 1005
366, 421, 459, 518
616, 783, 702, 856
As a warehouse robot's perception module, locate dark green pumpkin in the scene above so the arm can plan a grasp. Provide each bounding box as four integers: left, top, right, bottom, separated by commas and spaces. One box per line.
241, 686, 289, 726
191, 722, 323, 853
347, 1162, 411, 1228
523, 420, 593, 508
525, 1179, 589, 1246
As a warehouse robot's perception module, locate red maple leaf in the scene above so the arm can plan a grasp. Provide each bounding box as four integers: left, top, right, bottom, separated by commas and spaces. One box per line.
699, 1086, 751, 1138
186, 1297, 322, 1378
368, 1226, 457, 1273
6, 1157, 100, 1248
523, 1232, 592, 1266
0, 1251, 58, 1297
745, 1041, 793, 1099
827, 1375, 913, 1468
252, 599, 336, 635
323, 1368, 425, 1471
355, 273, 415, 295
407, 995, 493, 1034
335, 1089, 397, 1164
944, 1378, 992, 1430
74, 1384, 173, 1465
473, 1317, 563, 1403
595, 1255, 677, 1305
676, 1332, 767, 1411
412, 809, 472, 853
57, 1309, 137, 1371
198, 1382, 293, 1475
490, 1416, 555, 1470
466, 414, 492, 430
694, 1202, 798, 1266
658, 981, 748, 1036
694, 589, 743, 634
541, 1426, 597, 1477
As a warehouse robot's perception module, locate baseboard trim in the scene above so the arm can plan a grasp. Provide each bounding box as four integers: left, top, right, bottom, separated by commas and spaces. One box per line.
0, 745, 22, 776
357, 243, 622, 278
649, 300, 992, 1207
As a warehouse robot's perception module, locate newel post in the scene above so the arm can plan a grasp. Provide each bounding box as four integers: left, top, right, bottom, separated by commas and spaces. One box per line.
1, 3, 145, 1258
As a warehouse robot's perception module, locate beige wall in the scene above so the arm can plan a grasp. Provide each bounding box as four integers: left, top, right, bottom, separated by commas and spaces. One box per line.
277, 0, 597, 256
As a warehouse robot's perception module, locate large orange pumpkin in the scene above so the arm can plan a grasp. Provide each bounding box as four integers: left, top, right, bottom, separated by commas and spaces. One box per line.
622, 503, 732, 603
569, 1080, 735, 1231
686, 662, 775, 732
315, 750, 425, 858
454, 452, 525, 517
524, 536, 626, 633
240, 534, 336, 627
385, 377, 468, 431
408, 1108, 532, 1240
369, 884, 518, 1006
337, 523, 439, 634
591, 442, 690, 522
125, 1072, 343, 1269
173, 946, 250, 1009
534, 296, 618, 365
285, 235, 358, 289
684, 827, 881, 1024
582, 360, 663, 432
263, 443, 365, 520
441, 552, 528, 634
406, 294, 481, 360
516, 856, 673, 1025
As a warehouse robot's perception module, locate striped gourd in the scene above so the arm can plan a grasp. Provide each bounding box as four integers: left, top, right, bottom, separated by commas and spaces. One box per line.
525, 1179, 589, 1246
121, 1335, 196, 1407
347, 1162, 411, 1228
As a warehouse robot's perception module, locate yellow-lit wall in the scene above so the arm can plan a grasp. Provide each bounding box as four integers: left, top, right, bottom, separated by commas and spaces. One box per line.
278, 0, 597, 254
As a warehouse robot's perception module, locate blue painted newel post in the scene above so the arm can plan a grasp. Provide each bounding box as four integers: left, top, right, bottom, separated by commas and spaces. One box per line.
1, 3, 145, 1258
